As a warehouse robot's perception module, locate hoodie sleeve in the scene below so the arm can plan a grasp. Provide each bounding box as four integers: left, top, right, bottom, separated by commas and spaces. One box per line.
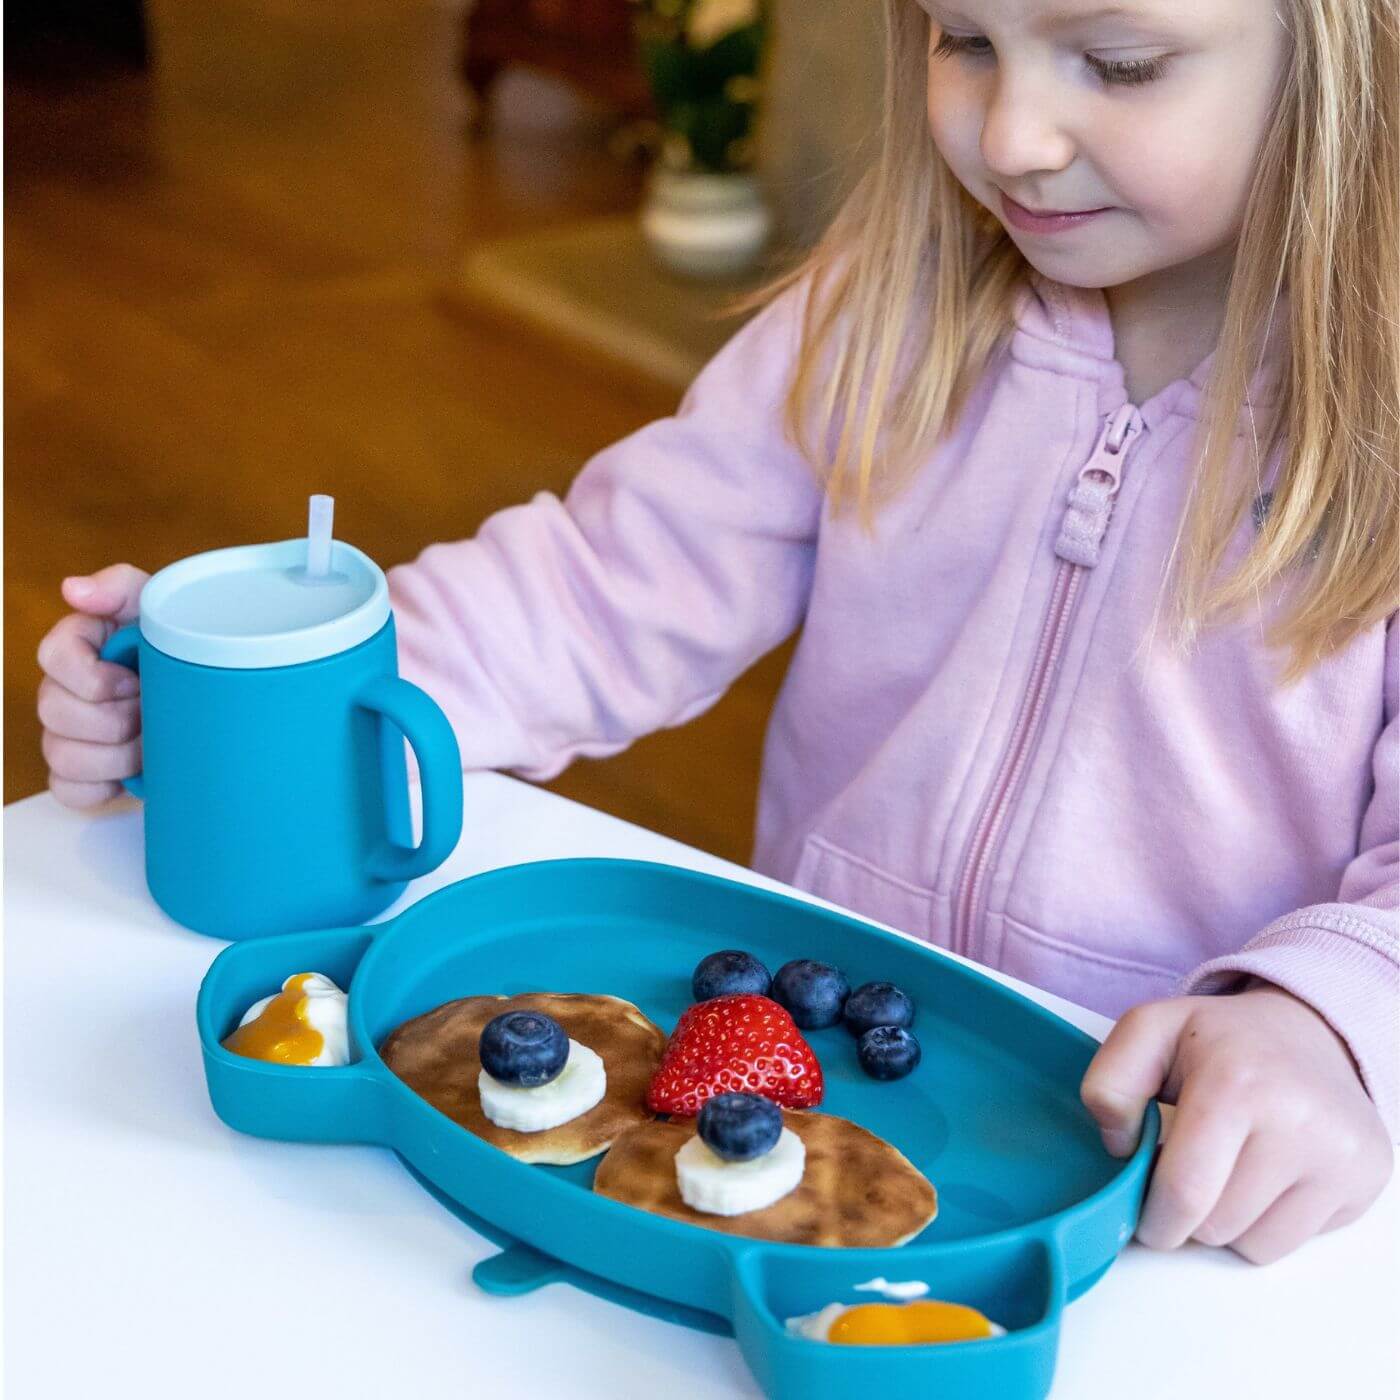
385, 275, 825, 782
1179, 614, 1400, 1138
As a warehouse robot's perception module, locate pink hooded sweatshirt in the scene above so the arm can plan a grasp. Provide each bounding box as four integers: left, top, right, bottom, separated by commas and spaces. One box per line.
388, 271, 1399, 1137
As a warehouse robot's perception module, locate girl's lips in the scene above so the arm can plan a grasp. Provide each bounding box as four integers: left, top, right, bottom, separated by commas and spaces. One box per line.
999, 191, 1112, 233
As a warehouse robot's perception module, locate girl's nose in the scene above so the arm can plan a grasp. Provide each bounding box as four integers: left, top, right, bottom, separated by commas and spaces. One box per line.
979, 75, 1076, 180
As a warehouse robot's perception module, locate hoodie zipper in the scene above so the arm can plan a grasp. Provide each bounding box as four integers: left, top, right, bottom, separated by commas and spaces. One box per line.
951, 402, 1145, 960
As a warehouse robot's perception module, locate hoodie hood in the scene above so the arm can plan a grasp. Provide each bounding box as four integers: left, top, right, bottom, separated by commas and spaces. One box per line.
1011, 270, 1289, 435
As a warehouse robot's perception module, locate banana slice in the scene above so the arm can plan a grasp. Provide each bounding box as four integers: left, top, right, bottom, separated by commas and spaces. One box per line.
477, 1039, 606, 1132
674, 1127, 806, 1216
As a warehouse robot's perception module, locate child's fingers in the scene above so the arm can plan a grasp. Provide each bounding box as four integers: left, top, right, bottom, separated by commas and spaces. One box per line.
1081, 1000, 1191, 1156
37, 677, 141, 745
1228, 1180, 1337, 1266
61, 563, 148, 624
36, 614, 140, 703
48, 773, 125, 809
1322, 1196, 1373, 1234
41, 729, 142, 784
1190, 1134, 1299, 1247
1135, 1076, 1251, 1250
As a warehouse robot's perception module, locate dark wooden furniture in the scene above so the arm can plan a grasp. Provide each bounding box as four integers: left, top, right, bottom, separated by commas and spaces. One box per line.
461, 0, 655, 126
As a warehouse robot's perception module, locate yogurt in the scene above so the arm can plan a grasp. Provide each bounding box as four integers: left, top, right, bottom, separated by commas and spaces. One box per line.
223, 973, 350, 1067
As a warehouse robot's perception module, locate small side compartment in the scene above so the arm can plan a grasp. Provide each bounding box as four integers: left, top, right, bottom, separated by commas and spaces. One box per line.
730, 1234, 1065, 1400
197, 925, 390, 1145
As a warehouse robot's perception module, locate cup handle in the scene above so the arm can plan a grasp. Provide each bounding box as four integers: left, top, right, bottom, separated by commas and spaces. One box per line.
97, 622, 147, 800
356, 675, 463, 883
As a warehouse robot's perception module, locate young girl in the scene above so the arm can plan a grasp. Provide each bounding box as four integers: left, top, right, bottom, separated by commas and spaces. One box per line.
37, 0, 1396, 1263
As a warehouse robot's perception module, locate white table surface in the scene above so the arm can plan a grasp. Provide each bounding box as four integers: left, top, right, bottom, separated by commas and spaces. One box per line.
6, 770, 1398, 1399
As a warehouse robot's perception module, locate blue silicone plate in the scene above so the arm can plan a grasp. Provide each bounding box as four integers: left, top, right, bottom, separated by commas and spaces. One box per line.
197, 858, 1158, 1399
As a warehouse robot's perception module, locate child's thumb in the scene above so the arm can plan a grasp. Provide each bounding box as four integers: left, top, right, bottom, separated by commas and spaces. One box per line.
62, 563, 149, 625
1080, 999, 1192, 1157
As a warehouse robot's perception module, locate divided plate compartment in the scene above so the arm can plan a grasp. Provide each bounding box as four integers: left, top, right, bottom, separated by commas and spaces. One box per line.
197, 859, 1158, 1399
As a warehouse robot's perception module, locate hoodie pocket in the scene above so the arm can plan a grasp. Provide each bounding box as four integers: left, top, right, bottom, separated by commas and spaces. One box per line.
791, 835, 937, 942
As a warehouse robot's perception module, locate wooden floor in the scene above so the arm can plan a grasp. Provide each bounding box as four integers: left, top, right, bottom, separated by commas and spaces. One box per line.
3, 0, 791, 865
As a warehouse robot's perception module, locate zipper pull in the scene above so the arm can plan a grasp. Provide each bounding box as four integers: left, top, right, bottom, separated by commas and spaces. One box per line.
1054, 403, 1144, 567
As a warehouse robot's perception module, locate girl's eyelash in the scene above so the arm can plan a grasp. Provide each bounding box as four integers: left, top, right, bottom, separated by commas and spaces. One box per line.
929, 31, 1169, 87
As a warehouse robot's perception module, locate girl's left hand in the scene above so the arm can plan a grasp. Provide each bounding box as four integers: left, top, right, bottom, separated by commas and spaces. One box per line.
1080, 982, 1393, 1264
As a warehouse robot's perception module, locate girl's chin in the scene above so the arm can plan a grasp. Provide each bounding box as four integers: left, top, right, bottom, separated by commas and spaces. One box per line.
1004, 238, 1143, 291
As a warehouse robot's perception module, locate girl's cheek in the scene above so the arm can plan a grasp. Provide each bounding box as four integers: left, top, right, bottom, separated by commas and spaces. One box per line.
926, 84, 985, 189
1121, 53, 1284, 239
1107, 106, 1265, 248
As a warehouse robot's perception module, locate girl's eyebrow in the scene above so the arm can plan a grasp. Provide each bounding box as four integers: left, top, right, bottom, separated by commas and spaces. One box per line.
1040, 3, 1177, 28
928, 3, 1182, 36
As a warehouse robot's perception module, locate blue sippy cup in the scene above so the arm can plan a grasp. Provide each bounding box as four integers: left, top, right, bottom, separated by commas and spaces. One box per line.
100, 500, 463, 940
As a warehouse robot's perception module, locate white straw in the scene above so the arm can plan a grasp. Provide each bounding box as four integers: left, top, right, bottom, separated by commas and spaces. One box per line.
306, 494, 334, 577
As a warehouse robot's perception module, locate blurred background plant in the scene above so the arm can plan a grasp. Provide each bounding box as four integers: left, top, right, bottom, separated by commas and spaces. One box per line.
631, 0, 769, 173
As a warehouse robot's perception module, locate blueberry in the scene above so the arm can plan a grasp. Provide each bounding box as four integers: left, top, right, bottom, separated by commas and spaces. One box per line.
857, 1026, 922, 1081
771, 959, 850, 1029
691, 949, 772, 1002
479, 1011, 569, 1087
843, 981, 916, 1038
697, 1092, 783, 1162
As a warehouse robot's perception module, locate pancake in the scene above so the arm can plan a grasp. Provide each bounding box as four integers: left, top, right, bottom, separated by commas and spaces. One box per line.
594, 1110, 938, 1248
380, 992, 666, 1165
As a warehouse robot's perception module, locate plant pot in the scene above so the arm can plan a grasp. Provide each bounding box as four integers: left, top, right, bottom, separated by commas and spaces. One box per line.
640, 168, 773, 281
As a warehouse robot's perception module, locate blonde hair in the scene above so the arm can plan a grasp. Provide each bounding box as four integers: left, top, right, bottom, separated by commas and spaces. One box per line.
736, 0, 1398, 678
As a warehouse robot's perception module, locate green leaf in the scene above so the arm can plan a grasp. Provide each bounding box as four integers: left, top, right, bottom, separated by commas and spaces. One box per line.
640, 38, 704, 108
698, 22, 765, 84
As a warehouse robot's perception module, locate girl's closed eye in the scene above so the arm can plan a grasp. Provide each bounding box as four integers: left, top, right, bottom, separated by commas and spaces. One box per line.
930, 29, 1171, 87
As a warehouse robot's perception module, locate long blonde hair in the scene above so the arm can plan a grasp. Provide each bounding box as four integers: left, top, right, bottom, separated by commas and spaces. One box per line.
738, 0, 1398, 678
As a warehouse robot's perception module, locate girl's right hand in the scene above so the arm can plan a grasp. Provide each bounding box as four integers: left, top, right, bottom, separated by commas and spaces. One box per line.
37, 564, 150, 808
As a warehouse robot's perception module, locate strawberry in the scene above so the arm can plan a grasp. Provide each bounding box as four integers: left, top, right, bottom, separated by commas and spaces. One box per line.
646, 994, 823, 1116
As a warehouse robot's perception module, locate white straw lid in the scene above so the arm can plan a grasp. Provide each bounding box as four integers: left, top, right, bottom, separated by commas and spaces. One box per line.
138, 537, 389, 669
